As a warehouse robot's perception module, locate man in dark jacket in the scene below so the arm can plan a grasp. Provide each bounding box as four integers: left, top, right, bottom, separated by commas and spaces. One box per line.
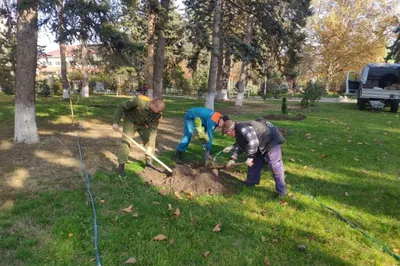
221, 119, 286, 196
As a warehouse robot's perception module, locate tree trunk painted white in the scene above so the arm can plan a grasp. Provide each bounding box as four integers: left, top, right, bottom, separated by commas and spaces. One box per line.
235, 14, 254, 107
206, 0, 221, 109
147, 89, 153, 98
14, 0, 40, 144
235, 92, 245, 106
215, 1, 225, 102
205, 92, 215, 110
81, 39, 89, 97
235, 63, 247, 106
147, 5, 156, 99
221, 89, 228, 100
58, 0, 69, 99
153, 0, 170, 98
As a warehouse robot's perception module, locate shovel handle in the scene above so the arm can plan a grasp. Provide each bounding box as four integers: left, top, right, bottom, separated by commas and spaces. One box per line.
117, 130, 173, 174
212, 162, 247, 169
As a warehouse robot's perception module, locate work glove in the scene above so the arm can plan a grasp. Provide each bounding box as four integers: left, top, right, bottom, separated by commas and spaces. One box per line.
223, 145, 234, 153
194, 118, 209, 142
226, 160, 235, 168
197, 130, 209, 142
112, 123, 120, 132
204, 150, 213, 166
246, 158, 254, 167
204, 149, 213, 160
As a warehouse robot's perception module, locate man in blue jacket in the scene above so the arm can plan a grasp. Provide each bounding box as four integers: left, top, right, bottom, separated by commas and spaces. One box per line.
173, 107, 229, 164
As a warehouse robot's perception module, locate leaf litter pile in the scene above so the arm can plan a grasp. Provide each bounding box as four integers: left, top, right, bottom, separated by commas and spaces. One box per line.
139, 164, 240, 195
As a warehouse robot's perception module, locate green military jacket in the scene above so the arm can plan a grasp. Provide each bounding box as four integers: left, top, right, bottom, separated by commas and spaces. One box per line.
113, 95, 162, 128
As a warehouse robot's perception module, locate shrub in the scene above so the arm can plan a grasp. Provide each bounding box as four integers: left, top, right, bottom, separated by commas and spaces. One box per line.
51, 78, 63, 96
301, 80, 324, 107
36, 79, 51, 97
281, 97, 288, 114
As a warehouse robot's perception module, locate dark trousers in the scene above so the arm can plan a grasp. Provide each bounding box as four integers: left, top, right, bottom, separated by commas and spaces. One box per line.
246, 145, 286, 195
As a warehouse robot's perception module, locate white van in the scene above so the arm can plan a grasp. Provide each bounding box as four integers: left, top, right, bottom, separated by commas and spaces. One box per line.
346, 63, 400, 112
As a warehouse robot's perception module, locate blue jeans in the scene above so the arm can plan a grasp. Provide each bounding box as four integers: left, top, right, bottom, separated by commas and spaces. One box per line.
177, 117, 194, 152
246, 145, 286, 196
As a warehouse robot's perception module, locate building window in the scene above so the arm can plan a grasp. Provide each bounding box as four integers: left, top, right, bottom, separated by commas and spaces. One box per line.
55, 61, 61, 66
47, 61, 52, 66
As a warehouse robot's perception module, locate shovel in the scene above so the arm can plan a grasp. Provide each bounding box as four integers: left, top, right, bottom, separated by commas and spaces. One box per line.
210, 162, 247, 169
117, 130, 173, 175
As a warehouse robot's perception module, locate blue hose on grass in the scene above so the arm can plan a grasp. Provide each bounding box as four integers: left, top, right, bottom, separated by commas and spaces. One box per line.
294, 188, 400, 262
77, 125, 102, 266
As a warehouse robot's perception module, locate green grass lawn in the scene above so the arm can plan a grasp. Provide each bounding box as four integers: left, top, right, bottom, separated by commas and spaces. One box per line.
1, 94, 399, 265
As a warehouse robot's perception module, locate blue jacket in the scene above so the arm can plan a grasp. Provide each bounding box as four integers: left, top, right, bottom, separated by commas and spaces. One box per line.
185, 107, 220, 151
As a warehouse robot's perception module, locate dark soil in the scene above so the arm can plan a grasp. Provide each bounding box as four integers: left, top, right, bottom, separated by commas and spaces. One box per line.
139, 164, 241, 196
264, 114, 306, 121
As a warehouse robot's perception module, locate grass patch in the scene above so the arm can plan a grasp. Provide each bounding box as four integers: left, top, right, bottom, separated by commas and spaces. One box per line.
1, 95, 399, 265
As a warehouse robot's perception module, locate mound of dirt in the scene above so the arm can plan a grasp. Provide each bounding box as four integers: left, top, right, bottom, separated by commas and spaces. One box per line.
264, 114, 306, 121
139, 165, 240, 196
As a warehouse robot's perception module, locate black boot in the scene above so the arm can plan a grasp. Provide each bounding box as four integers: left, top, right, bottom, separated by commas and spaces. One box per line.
173, 150, 183, 164
146, 158, 154, 168
117, 164, 125, 176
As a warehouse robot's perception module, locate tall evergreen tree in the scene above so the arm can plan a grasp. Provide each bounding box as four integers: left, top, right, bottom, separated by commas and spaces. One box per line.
14, 0, 40, 144
153, 0, 170, 98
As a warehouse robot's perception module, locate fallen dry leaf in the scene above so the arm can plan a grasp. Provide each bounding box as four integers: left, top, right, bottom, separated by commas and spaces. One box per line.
174, 208, 181, 217
212, 223, 222, 232
297, 244, 307, 251
345, 192, 349, 196
100, 199, 105, 204
169, 239, 175, 245
203, 251, 211, 257
153, 234, 168, 241
125, 257, 137, 264
90, 258, 96, 262
174, 191, 183, 200
68, 233, 73, 237
264, 257, 271, 266
311, 149, 315, 152
320, 154, 325, 158
357, 142, 363, 145
168, 203, 172, 210
120, 252, 128, 257
303, 165, 308, 169
242, 200, 247, 205
152, 201, 161, 205
261, 235, 266, 242
393, 248, 399, 253
354, 157, 359, 161
363, 142, 370, 145
374, 139, 382, 144
122, 205, 133, 213
132, 213, 139, 218
360, 169, 368, 175
271, 239, 279, 244
280, 200, 288, 206
347, 140, 352, 143
187, 192, 193, 199
290, 158, 295, 162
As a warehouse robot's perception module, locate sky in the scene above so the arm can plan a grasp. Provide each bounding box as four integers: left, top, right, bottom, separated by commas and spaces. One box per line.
38, 0, 185, 53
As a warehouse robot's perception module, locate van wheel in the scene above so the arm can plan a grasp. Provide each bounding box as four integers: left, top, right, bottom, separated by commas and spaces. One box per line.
358, 99, 366, 110
390, 100, 399, 113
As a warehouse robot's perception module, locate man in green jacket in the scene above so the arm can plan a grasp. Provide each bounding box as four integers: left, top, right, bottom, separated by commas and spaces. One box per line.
112, 95, 165, 176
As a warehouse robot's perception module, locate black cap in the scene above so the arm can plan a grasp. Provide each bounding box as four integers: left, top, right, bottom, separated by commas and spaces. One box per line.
221, 115, 230, 122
